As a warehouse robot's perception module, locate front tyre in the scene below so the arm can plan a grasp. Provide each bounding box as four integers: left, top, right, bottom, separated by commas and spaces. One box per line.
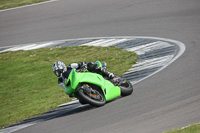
77, 84, 106, 107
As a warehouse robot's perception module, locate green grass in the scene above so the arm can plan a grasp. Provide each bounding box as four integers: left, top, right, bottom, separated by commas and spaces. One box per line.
164, 123, 200, 133
0, 0, 49, 10
0, 46, 137, 129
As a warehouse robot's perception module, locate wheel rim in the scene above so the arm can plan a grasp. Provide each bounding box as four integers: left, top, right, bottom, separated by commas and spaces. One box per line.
82, 89, 104, 102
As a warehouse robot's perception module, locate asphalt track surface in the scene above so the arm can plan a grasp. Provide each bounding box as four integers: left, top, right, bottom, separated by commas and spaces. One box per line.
0, 0, 200, 133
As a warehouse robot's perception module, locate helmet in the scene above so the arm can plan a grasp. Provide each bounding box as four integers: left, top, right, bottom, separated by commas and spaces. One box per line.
52, 61, 67, 77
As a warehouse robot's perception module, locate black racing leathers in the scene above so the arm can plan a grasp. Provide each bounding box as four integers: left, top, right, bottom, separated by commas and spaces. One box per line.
66, 62, 113, 78
87, 62, 112, 78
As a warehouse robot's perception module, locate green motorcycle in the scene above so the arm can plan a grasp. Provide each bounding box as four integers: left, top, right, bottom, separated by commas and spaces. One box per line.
64, 62, 133, 107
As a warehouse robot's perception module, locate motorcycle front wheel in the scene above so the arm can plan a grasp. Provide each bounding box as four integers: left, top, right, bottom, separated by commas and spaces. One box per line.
77, 84, 106, 107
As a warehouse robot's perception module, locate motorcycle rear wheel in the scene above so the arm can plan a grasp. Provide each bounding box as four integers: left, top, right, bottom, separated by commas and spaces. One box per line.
112, 75, 133, 96
119, 78, 133, 96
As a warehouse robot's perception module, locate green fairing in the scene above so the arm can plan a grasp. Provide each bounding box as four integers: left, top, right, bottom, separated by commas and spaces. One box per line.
65, 69, 121, 102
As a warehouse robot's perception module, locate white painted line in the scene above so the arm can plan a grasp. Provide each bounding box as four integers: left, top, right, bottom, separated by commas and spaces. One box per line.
100, 39, 130, 47
92, 39, 116, 46
81, 39, 106, 46
82, 39, 129, 47
24, 42, 53, 50
0, 0, 58, 13
5, 44, 37, 51
126, 41, 173, 55
126, 41, 160, 52
82, 39, 115, 46
59, 100, 79, 107
2, 42, 53, 52
0, 122, 36, 133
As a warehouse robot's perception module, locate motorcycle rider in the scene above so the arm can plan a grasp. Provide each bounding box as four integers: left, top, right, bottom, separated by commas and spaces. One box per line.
52, 61, 115, 89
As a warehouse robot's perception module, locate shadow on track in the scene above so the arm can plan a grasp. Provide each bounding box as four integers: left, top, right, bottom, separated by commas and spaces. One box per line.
4, 103, 94, 129
4, 96, 123, 130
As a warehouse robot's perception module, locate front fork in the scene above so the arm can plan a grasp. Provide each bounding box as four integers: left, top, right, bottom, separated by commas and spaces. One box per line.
78, 84, 102, 100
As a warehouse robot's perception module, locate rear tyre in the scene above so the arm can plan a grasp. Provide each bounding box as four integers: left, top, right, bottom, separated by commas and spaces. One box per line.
77, 84, 106, 107
119, 79, 133, 96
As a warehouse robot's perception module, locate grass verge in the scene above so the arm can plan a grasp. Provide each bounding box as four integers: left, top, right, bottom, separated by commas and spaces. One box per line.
0, 0, 49, 10
0, 46, 137, 129
164, 123, 200, 133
